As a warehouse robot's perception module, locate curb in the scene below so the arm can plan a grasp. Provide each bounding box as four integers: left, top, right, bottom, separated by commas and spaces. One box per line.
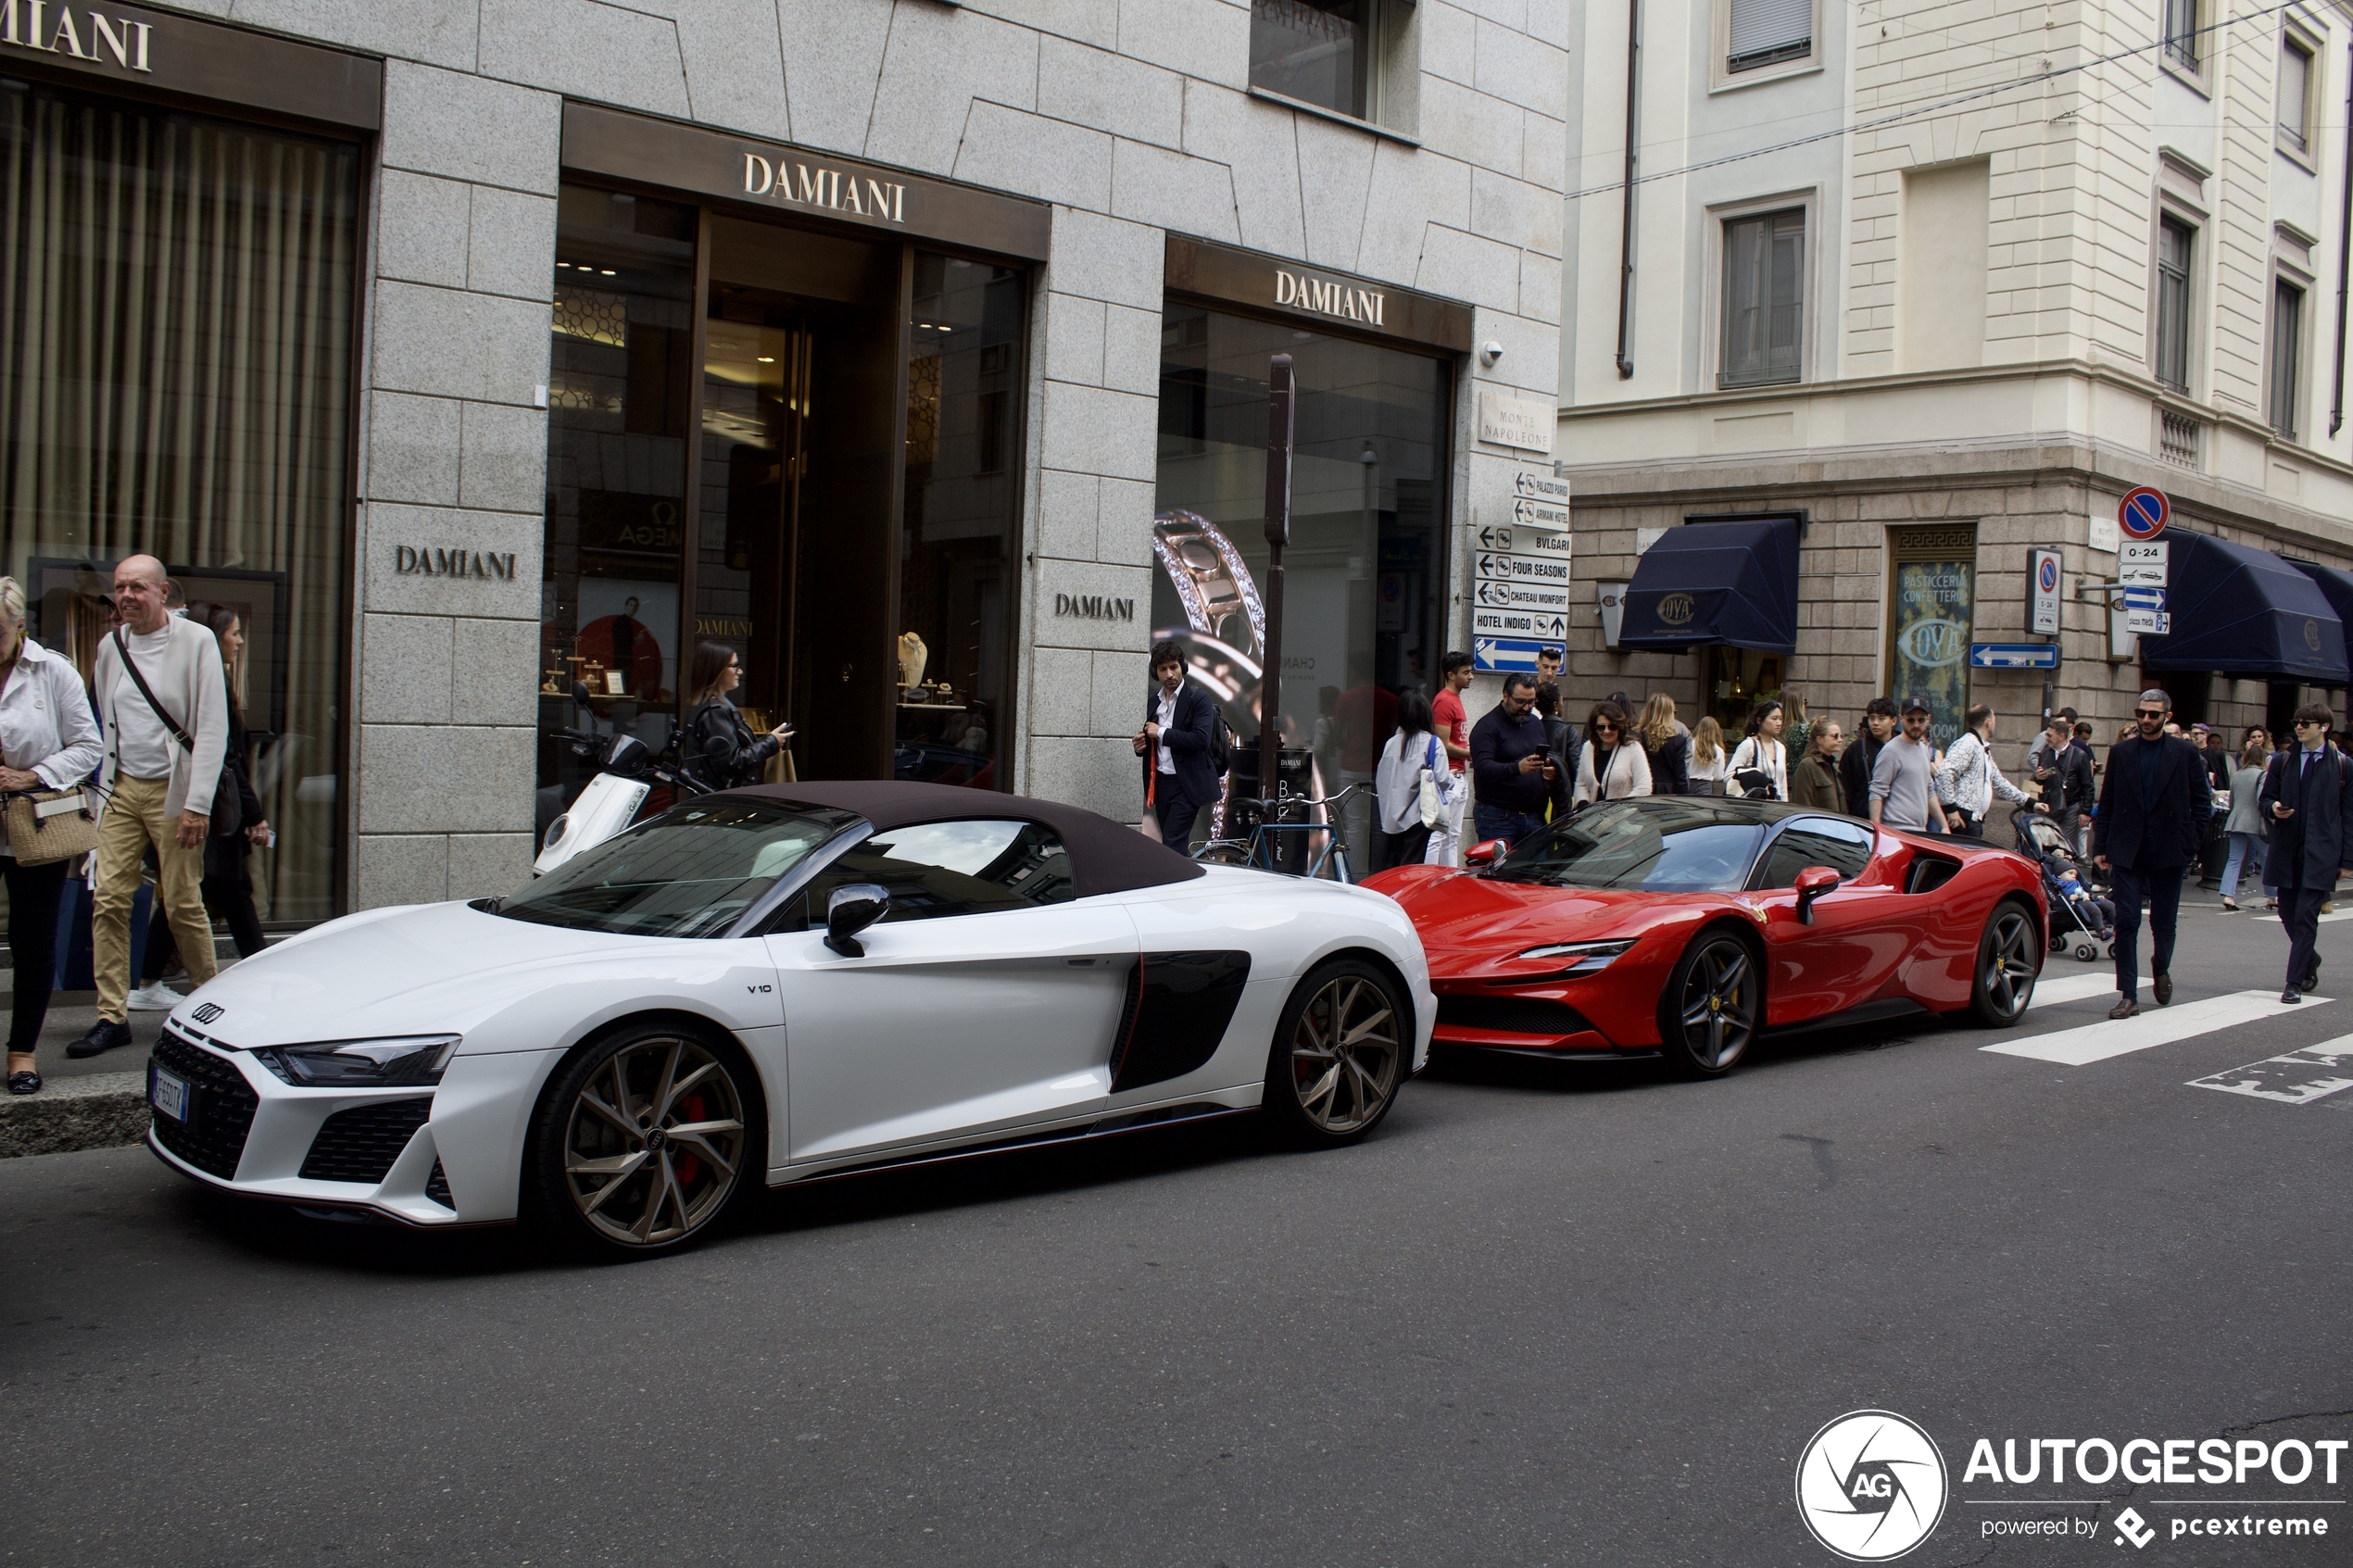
0, 1071, 150, 1159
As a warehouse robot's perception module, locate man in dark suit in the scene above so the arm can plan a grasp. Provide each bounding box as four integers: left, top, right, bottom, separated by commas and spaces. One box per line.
2256, 703, 2353, 1003
2093, 688, 2213, 1019
1134, 639, 1218, 848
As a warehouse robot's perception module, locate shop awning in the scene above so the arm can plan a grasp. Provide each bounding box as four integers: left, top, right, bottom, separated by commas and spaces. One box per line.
1616, 515, 1802, 655
2286, 558, 2353, 643
2139, 533, 2350, 685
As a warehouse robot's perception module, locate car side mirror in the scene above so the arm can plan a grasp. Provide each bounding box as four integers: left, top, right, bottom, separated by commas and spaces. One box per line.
1794, 865, 1840, 924
824, 884, 889, 957
1465, 839, 1506, 867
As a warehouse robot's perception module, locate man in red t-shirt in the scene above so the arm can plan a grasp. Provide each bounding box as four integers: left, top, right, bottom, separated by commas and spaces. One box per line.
1432, 651, 1474, 773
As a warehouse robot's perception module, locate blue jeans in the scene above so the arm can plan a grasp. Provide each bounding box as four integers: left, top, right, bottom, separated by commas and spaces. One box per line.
1473, 805, 1545, 850
2220, 833, 2265, 899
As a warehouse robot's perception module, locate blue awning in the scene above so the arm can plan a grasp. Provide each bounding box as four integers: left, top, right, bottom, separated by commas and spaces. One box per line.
2286, 558, 2353, 646
1616, 515, 1801, 655
2139, 533, 2349, 684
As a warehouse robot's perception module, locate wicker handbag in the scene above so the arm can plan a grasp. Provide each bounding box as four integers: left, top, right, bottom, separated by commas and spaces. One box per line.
3, 784, 99, 866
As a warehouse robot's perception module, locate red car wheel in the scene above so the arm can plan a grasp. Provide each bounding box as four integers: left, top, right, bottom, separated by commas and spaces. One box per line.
1659, 930, 1760, 1078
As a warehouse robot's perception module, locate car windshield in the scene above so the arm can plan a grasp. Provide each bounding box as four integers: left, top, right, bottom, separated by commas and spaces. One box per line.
1486, 800, 1765, 892
497, 800, 855, 937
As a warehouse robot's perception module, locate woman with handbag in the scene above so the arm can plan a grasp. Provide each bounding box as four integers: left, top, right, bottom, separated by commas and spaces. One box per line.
129, 602, 273, 1009
1573, 700, 1654, 804
1726, 699, 1791, 800
0, 577, 103, 1095
1373, 686, 1441, 871
684, 642, 794, 790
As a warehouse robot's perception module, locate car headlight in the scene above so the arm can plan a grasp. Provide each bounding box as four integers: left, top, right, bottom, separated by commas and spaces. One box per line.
254, 1036, 462, 1087
1516, 939, 1636, 973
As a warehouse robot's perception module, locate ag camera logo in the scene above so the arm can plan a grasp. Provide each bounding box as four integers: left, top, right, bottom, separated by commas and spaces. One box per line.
1796, 1410, 1949, 1561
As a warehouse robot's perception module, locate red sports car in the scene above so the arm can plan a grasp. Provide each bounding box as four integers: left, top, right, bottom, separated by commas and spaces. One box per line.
1364, 798, 2047, 1076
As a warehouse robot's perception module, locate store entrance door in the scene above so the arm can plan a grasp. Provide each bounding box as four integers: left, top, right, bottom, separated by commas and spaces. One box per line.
696, 217, 900, 780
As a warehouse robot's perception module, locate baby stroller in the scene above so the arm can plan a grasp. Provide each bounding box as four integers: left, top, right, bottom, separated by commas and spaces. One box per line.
2014, 813, 2115, 962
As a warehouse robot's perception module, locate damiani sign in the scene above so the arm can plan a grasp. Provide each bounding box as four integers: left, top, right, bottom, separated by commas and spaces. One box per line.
396, 546, 518, 581
0, 3, 154, 70
1274, 269, 1385, 328
741, 154, 907, 224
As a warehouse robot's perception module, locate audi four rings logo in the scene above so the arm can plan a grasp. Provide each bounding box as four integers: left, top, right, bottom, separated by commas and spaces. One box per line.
1796, 1411, 1950, 1561
1656, 592, 1697, 625
190, 1003, 224, 1024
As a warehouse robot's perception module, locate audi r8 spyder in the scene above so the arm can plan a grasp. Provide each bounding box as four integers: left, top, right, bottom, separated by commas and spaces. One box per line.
144, 782, 1432, 1258
1362, 797, 2045, 1077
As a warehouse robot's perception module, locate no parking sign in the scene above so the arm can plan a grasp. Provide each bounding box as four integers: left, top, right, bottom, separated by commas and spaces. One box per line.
2028, 546, 2062, 635
2119, 486, 2170, 541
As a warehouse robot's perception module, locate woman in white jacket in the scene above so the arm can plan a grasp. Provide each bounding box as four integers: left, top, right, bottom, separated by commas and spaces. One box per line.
1727, 699, 1790, 800
1372, 686, 1445, 870
1933, 704, 2030, 837
0, 577, 102, 1096
1574, 700, 1653, 804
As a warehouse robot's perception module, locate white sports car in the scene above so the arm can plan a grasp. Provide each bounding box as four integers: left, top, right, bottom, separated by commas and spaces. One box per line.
145, 782, 1432, 1257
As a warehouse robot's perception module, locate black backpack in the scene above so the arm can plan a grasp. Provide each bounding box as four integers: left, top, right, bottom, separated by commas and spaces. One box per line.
1209, 713, 1233, 774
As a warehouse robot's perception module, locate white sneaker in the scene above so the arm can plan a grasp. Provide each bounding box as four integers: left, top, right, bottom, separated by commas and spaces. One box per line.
127, 982, 185, 1011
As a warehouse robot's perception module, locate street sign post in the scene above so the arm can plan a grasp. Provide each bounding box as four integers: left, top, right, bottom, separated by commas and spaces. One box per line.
2028, 547, 2062, 635
2118, 540, 2168, 585
2119, 485, 2170, 541
1472, 492, 1571, 651
1969, 643, 2060, 670
2122, 584, 2170, 635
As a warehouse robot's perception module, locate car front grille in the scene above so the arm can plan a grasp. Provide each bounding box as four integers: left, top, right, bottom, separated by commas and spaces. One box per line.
149, 1031, 260, 1179
1436, 996, 1596, 1037
299, 1098, 433, 1184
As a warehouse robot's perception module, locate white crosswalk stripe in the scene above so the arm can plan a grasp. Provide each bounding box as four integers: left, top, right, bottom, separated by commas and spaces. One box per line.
2246, 910, 2353, 924
1982, 991, 2333, 1067
2185, 1036, 2353, 1104
2029, 972, 2147, 1010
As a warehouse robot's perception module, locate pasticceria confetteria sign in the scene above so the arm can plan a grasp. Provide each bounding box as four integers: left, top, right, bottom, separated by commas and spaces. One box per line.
1, 3, 155, 71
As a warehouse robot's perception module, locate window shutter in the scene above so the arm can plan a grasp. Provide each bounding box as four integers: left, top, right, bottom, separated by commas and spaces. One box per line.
1729, 0, 1812, 69
2280, 44, 2309, 146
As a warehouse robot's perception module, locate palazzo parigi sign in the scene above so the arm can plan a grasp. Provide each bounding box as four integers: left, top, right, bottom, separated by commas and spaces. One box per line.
742, 153, 908, 225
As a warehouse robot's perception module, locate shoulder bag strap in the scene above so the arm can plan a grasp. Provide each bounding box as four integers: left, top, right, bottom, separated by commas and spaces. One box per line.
113, 628, 195, 751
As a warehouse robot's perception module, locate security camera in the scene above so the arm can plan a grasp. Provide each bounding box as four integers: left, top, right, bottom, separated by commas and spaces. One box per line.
1479, 340, 1504, 366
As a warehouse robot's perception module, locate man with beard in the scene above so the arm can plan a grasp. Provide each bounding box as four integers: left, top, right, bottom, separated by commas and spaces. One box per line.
2093, 690, 2212, 1019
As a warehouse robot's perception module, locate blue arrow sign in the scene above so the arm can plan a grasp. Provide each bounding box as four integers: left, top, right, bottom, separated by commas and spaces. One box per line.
2122, 585, 2167, 611
1969, 643, 2059, 670
1473, 637, 1547, 672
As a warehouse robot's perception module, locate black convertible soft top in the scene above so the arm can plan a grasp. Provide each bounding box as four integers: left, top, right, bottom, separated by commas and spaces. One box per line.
730, 781, 1207, 900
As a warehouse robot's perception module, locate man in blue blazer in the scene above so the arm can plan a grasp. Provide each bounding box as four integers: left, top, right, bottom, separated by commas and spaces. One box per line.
2256, 703, 2353, 1002
1134, 639, 1219, 848
2093, 689, 2213, 1019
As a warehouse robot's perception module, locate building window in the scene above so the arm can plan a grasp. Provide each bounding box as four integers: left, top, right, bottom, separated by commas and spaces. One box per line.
2280, 38, 2313, 153
2163, 0, 2200, 71
2270, 278, 2305, 440
1720, 208, 1806, 387
2155, 217, 2193, 393
1251, 0, 1376, 119
1728, 0, 1812, 73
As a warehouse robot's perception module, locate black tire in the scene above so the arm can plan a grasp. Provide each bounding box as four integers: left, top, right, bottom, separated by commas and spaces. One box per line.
1657, 928, 1761, 1078
1968, 897, 2042, 1027
527, 1021, 764, 1261
1263, 958, 1409, 1148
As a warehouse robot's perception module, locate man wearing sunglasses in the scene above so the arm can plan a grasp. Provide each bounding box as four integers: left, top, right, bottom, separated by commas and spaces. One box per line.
2255, 704, 2353, 1003
1469, 671, 1560, 847
2092, 689, 2213, 1019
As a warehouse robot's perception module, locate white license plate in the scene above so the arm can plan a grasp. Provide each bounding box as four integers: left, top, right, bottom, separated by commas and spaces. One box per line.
151, 1067, 189, 1122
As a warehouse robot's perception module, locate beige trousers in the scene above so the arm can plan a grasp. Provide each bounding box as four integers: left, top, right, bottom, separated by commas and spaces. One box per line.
93, 774, 216, 1024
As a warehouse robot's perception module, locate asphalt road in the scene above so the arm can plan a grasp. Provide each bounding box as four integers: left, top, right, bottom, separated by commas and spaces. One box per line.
3, 889, 2348, 1567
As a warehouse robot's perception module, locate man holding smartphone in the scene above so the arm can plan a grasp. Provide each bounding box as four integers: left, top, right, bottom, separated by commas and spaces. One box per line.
1468, 671, 1558, 848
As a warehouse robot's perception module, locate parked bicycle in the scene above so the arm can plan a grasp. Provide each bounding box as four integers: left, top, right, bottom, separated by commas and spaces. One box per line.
1192, 782, 1364, 884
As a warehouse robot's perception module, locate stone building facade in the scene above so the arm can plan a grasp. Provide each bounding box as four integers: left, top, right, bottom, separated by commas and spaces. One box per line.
0, 0, 1567, 918
1557, 0, 2353, 759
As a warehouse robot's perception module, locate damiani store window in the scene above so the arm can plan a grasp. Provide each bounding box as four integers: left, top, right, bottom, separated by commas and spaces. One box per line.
0, 74, 357, 921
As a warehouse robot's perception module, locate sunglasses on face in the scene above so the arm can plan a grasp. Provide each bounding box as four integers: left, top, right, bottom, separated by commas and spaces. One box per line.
2136, 709, 2166, 721
1594, 721, 1617, 733
2296, 719, 2324, 729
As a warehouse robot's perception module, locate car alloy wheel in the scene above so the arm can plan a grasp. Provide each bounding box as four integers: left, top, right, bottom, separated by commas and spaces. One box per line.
1666, 934, 1757, 1076
1969, 900, 2041, 1026
1266, 959, 1406, 1146
548, 1030, 749, 1254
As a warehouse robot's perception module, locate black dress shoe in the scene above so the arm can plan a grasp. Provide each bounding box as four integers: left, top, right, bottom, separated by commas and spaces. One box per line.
6, 1069, 40, 1095
2108, 997, 2140, 1020
2153, 972, 2173, 1006
2303, 955, 2322, 992
2282, 988, 2303, 1005
66, 1020, 132, 1060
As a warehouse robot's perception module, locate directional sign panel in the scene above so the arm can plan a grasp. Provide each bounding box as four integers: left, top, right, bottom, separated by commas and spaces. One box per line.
2123, 583, 2168, 634
1969, 643, 2059, 670
1473, 636, 1553, 672
1473, 578, 1569, 612
1471, 608, 1567, 644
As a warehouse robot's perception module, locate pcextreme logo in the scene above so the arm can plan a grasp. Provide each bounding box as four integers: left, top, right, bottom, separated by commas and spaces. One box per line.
1795, 1410, 1950, 1561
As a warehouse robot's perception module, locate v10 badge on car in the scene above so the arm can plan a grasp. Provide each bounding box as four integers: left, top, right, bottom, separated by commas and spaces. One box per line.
1795, 1410, 1949, 1561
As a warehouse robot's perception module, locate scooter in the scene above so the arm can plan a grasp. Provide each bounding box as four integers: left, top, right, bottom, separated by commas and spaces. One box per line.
533, 708, 721, 876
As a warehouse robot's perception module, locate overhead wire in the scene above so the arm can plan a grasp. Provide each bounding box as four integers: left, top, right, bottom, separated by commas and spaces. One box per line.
1566, 0, 2306, 204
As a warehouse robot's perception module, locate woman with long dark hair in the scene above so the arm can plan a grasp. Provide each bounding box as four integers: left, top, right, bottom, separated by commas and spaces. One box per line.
128, 600, 271, 1010
683, 641, 794, 790
1374, 686, 1443, 871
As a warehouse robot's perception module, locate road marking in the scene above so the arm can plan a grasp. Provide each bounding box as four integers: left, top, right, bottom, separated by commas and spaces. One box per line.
1982, 991, 2333, 1066
2185, 1035, 2353, 1104
2030, 972, 2147, 1010
2246, 910, 2353, 924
